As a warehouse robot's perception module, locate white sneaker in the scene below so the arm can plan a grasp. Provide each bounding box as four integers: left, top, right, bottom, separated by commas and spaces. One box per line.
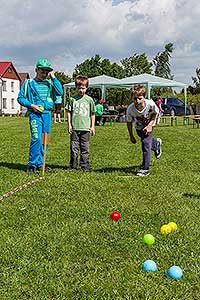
136, 169, 150, 177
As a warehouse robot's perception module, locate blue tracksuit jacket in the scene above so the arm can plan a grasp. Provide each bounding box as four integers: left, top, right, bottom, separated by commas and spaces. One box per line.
17, 78, 63, 168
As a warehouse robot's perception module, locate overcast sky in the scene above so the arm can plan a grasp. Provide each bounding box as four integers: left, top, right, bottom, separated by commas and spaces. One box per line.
0, 0, 199, 84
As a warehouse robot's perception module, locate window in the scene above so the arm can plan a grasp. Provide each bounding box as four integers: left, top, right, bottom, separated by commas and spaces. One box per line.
11, 81, 14, 92
3, 98, 7, 109
2, 81, 7, 91
8, 67, 12, 73
11, 99, 15, 109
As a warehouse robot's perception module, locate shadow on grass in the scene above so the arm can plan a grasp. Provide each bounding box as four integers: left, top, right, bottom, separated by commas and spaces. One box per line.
0, 162, 140, 175
0, 162, 67, 172
0, 161, 27, 171
93, 165, 139, 174
48, 164, 68, 170
183, 193, 200, 199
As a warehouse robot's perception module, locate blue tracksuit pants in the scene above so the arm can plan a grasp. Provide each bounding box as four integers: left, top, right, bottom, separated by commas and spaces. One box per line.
28, 111, 52, 168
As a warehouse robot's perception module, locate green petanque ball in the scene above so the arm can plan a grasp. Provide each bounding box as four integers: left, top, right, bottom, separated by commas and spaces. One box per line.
143, 234, 155, 246
38, 105, 44, 112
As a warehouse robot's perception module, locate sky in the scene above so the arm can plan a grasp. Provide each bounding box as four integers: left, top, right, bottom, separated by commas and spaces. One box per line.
0, 0, 199, 84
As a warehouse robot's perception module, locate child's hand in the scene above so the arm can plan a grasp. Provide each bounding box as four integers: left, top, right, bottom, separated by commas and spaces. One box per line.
68, 124, 72, 134
130, 135, 136, 144
49, 71, 55, 79
143, 125, 152, 135
90, 127, 95, 136
31, 104, 42, 113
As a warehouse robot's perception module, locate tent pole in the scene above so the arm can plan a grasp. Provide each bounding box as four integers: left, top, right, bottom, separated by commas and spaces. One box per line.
184, 87, 187, 124
64, 86, 66, 123
184, 87, 187, 115
101, 85, 105, 101
147, 84, 151, 99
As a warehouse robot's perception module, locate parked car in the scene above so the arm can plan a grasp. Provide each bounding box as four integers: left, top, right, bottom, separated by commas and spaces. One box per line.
154, 97, 190, 116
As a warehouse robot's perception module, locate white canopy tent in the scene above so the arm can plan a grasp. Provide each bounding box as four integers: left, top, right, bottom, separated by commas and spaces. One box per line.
64, 74, 122, 100
63, 75, 122, 121
119, 73, 188, 115
63, 73, 188, 119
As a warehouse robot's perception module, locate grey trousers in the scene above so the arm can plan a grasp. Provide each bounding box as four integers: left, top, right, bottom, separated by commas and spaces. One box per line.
136, 128, 157, 170
70, 130, 90, 170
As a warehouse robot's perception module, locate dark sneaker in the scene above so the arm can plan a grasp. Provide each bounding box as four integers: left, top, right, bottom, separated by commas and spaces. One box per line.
81, 168, 90, 172
45, 166, 53, 172
38, 165, 53, 172
154, 138, 162, 159
26, 166, 35, 175
136, 169, 150, 177
68, 167, 77, 171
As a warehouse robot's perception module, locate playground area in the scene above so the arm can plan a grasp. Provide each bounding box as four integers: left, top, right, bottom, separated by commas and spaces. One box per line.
0, 117, 199, 300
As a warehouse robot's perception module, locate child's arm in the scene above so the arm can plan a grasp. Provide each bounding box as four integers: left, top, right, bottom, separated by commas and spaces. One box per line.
67, 111, 72, 134
49, 71, 63, 96
127, 122, 136, 144
17, 81, 43, 113
90, 114, 95, 136
143, 113, 158, 134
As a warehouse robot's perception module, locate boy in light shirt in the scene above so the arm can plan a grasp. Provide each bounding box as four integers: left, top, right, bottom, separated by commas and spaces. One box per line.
127, 85, 162, 176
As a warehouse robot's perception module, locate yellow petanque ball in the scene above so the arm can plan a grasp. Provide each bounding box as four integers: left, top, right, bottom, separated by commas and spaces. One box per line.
160, 224, 171, 235
168, 222, 178, 232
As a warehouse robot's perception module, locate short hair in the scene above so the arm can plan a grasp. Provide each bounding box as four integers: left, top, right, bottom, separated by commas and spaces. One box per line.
131, 85, 146, 98
75, 75, 89, 88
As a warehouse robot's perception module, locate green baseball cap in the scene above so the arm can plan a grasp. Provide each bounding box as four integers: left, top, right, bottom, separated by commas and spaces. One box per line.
36, 58, 53, 71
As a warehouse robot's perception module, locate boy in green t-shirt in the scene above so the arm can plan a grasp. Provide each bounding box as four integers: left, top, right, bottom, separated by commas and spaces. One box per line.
95, 99, 104, 125
66, 75, 95, 171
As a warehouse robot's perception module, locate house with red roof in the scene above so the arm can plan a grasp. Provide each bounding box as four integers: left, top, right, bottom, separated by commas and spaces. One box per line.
0, 62, 21, 115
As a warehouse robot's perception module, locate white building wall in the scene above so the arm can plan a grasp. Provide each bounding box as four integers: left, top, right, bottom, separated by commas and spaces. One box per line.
2, 78, 20, 115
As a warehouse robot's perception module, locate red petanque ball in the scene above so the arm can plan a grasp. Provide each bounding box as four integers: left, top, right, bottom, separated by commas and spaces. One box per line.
110, 211, 121, 221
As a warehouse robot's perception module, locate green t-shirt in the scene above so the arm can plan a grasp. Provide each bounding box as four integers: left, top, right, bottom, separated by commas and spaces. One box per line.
95, 103, 104, 116
67, 94, 95, 131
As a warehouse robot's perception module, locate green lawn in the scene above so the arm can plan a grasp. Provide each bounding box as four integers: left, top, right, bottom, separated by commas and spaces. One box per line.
0, 117, 199, 300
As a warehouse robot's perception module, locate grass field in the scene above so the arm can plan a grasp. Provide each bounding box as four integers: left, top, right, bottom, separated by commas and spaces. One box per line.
0, 117, 199, 300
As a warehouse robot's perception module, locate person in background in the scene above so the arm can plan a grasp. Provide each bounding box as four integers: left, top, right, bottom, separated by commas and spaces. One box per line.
66, 75, 95, 172
54, 95, 62, 123
95, 99, 104, 125
156, 96, 163, 124
127, 85, 162, 177
17, 58, 63, 174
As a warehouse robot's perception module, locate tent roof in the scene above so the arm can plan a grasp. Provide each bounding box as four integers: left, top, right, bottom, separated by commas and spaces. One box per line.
64, 74, 122, 88
120, 73, 187, 88
64, 73, 187, 90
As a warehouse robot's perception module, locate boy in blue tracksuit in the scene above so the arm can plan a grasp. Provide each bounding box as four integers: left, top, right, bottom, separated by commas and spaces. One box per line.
17, 58, 63, 174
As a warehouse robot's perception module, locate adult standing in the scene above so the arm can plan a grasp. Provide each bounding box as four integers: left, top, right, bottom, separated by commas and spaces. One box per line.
53, 95, 62, 123
156, 96, 163, 124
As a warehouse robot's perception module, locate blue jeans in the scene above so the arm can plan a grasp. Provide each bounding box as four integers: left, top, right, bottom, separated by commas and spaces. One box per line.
136, 128, 157, 170
28, 111, 52, 168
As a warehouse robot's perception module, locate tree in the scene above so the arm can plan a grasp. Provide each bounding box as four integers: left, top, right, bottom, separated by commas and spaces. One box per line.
121, 53, 152, 77
73, 54, 124, 79
153, 43, 174, 79
54, 71, 71, 87
73, 54, 103, 78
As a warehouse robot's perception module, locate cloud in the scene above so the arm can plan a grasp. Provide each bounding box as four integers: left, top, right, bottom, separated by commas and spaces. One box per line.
0, 0, 199, 83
